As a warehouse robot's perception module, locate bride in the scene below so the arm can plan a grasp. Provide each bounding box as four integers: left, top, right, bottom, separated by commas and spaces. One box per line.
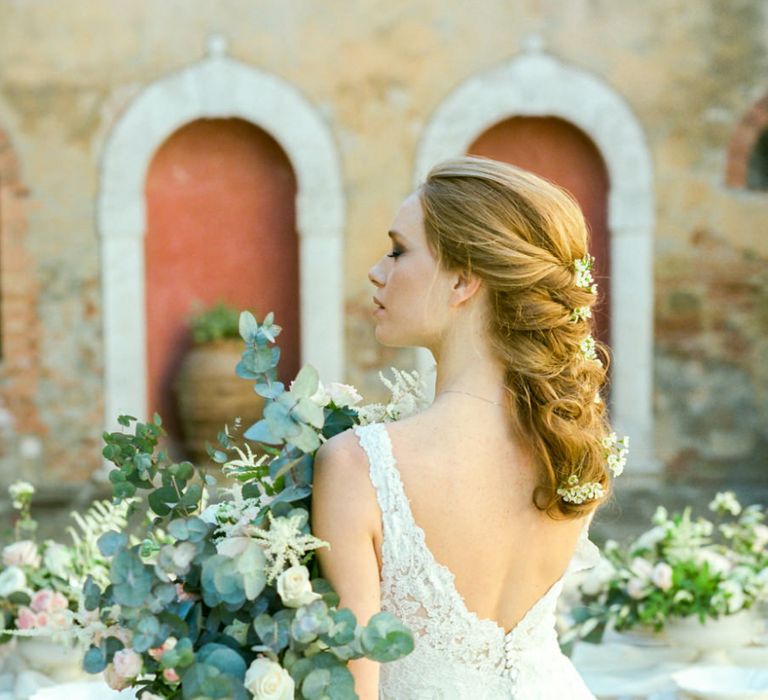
313, 156, 613, 699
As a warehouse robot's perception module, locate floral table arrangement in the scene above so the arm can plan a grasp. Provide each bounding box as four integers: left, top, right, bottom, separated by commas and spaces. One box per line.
0, 481, 130, 683
78, 312, 419, 699
567, 490, 768, 651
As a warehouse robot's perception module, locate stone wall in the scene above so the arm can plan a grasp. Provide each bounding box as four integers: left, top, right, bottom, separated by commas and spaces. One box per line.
0, 0, 765, 494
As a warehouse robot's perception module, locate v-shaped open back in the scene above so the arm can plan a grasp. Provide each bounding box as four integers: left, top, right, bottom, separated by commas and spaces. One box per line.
353, 422, 600, 700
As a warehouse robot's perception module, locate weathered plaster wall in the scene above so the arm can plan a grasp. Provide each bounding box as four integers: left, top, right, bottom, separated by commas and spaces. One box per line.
0, 0, 765, 485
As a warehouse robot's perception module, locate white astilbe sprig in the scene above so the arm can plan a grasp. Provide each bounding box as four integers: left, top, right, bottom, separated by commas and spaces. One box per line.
246, 511, 329, 582
357, 368, 430, 425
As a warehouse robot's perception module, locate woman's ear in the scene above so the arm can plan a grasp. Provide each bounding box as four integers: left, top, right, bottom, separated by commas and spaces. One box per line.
449, 270, 483, 308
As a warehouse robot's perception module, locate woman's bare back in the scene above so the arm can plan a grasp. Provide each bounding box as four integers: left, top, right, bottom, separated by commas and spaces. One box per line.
374, 402, 587, 634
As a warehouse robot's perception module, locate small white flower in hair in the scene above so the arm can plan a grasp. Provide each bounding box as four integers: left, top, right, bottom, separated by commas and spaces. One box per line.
574, 255, 598, 294
570, 306, 592, 323
579, 335, 602, 366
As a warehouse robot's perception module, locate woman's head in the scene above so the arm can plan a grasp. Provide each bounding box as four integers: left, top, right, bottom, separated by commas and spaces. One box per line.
417, 155, 614, 518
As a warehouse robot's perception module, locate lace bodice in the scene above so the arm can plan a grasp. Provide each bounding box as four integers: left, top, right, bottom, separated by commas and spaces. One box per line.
353, 422, 599, 699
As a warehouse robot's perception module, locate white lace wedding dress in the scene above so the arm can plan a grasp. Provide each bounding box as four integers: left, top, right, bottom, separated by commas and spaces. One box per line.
353, 422, 600, 699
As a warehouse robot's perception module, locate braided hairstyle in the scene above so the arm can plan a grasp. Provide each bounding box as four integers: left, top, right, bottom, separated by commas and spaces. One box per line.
419, 156, 613, 519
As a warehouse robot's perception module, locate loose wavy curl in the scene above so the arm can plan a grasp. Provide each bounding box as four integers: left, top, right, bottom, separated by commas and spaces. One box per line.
419, 156, 613, 519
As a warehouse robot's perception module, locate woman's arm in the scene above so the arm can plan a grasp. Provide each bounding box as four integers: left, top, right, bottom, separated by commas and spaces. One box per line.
312, 432, 383, 700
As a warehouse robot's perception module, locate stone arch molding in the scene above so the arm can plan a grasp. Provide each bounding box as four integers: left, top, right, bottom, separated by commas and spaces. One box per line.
98, 38, 345, 441
414, 42, 657, 471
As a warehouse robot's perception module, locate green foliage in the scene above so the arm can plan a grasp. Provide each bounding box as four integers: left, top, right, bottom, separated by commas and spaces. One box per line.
189, 302, 243, 345
84, 311, 413, 698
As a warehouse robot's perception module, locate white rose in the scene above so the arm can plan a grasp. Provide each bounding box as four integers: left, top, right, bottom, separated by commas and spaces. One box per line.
325, 382, 362, 408
631, 526, 666, 552
580, 558, 614, 597
719, 580, 746, 614
651, 562, 673, 591
0, 566, 26, 596
244, 658, 294, 700
629, 557, 653, 580
695, 549, 731, 576
627, 577, 648, 600
2, 541, 40, 569
112, 648, 143, 679
276, 566, 321, 608
43, 542, 72, 579
752, 525, 768, 553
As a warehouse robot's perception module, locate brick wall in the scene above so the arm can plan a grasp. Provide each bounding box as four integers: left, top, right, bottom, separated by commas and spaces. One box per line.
0, 128, 43, 479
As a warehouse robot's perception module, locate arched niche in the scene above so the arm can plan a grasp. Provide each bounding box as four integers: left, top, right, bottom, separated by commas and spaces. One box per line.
98, 39, 345, 446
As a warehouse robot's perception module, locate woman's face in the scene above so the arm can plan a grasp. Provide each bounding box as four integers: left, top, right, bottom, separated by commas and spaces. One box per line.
367, 192, 454, 348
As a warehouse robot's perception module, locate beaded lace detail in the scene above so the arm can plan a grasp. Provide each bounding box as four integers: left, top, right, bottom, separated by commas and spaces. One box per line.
354, 422, 599, 700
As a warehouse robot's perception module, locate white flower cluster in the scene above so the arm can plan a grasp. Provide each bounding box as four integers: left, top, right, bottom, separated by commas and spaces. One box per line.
602, 433, 629, 477
8, 481, 34, 509
291, 379, 363, 409
573, 255, 598, 295
709, 491, 742, 517
556, 474, 606, 505
558, 432, 629, 505
246, 511, 328, 582
357, 368, 429, 425
570, 306, 592, 323
579, 335, 602, 366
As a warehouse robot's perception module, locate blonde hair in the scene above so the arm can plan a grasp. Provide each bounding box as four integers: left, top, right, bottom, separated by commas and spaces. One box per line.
419, 156, 612, 519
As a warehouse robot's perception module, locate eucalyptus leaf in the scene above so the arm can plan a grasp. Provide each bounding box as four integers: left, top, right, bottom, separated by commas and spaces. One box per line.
302, 668, 331, 699
97, 531, 128, 557
243, 419, 281, 445
292, 397, 325, 429
83, 646, 106, 674
255, 381, 285, 400
265, 402, 301, 440
360, 611, 414, 662
238, 310, 258, 343
290, 365, 320, 400
286, 421, 321, 453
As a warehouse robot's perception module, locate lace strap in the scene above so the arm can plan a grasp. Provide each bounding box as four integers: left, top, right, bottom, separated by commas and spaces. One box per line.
352, 423, 414, 533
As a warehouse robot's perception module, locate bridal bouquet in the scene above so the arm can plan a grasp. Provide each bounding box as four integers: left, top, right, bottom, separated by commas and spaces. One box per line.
81, 312, 422, 699
569, 491, 768, 640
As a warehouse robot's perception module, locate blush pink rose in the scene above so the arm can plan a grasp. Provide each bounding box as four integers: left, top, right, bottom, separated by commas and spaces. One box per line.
104, 663, 131, 691
16, 606, 37, 630
112, 648, 142, 680
30, 589, 54, 613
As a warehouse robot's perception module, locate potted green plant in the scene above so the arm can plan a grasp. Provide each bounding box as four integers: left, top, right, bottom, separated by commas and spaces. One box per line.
174, 302, 265, 464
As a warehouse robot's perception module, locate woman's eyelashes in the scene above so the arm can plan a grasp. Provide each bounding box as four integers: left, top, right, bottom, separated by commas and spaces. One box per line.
387, 247, 404, 259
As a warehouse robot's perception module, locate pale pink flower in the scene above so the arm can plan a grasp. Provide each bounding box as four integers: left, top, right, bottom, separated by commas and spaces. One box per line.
104, 663, 131, 691
34, 611, 49, 628
30, 589, 54, 613
148, 637, 177, 661
113, 648, 142, 679
16, 606, 37, 630
2, 540, 40, 569
163, 668, 180, 683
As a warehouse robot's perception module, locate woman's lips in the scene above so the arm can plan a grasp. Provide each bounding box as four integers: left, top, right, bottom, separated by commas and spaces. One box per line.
373, 296, 385, 315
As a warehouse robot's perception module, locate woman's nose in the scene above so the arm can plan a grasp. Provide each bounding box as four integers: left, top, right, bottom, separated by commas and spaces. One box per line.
368, 261, 385, 288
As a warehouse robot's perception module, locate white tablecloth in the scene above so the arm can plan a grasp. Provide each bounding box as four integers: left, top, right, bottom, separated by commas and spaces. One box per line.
572, 638, 768, 700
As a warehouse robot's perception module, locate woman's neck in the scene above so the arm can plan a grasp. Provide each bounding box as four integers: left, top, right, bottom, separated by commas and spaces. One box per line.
430, 323, 507, 405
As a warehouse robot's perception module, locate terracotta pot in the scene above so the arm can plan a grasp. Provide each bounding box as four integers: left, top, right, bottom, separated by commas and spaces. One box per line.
174, 339, 265, 464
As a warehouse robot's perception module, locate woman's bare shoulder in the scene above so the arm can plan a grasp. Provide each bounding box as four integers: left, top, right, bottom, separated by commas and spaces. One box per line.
313, 429, 376, 503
